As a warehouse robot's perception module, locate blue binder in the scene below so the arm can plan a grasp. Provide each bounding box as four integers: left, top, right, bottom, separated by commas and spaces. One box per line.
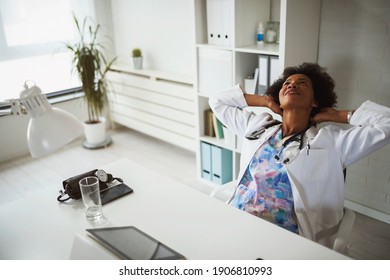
211, 145, 232, 184
201, 141, 232, 184
201, 142, 212, 180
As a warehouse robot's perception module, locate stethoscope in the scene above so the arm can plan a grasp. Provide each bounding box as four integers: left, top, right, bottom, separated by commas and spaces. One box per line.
246, 121, 311, 164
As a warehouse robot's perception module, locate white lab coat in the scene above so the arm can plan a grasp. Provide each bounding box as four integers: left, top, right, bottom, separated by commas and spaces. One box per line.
209, 85, 390, 248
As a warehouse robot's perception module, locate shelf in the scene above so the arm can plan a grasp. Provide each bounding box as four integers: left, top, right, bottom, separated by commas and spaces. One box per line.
235, 44, 279, 56
196, 43, 279, 56
199, 135, 234, 151
111, 61, 194, 86
196, 43, 233, 52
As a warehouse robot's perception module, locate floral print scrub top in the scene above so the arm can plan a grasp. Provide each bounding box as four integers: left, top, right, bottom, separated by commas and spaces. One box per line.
230, 128, 299, 234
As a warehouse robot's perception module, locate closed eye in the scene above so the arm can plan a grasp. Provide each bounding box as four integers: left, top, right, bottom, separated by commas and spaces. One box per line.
283, 79, 310, 87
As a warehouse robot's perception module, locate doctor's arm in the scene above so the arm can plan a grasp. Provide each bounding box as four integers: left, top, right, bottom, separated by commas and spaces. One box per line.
243, 93, 282, 116
312, 107, 352, 124
209, 85, 277, 136
334, 101, 390, 166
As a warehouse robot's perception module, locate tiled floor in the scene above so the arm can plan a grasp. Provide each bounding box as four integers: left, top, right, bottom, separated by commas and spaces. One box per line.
1, 126, 390, 259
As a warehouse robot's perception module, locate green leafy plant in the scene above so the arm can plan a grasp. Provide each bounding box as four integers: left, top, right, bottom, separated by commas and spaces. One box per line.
65, 14, 116, 124
132, 48, 142, 57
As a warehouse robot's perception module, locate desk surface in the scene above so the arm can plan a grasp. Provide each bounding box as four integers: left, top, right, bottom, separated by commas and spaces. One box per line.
0, 158, 348, 259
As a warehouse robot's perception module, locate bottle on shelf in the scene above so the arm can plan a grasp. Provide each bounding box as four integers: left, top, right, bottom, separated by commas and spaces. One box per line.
256, 22, 264, 46
265, 21, 278, 44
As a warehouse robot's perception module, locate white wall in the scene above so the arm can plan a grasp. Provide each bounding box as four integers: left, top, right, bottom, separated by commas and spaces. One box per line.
318, 0, 390, 220
109, 0, 195, 78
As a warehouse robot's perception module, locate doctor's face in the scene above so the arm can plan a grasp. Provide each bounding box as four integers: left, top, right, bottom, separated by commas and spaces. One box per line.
278, 74, 318, 111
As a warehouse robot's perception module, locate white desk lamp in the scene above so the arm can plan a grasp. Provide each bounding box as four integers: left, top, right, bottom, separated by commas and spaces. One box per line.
11, 82, 83, 158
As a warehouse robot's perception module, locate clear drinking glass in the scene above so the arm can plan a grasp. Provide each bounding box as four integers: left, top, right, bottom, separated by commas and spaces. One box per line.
79, 176, 104, 223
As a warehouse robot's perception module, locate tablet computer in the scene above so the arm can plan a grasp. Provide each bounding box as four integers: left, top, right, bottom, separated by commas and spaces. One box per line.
86, 226, 185, 260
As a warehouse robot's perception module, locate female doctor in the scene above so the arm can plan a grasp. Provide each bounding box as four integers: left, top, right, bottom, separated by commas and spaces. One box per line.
209, 63, 390, 248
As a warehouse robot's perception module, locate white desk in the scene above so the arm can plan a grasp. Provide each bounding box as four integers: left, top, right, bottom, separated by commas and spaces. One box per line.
0, 158, 348, 260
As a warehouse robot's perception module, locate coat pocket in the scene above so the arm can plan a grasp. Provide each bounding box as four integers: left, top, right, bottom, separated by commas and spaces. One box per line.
301, 149, 330, 181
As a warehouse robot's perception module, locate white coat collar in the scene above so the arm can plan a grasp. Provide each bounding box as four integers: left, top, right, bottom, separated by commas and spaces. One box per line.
245, 123, 319, 165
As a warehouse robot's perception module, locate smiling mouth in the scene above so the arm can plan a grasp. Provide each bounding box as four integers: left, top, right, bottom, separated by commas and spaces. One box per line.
285, 90, 299, 96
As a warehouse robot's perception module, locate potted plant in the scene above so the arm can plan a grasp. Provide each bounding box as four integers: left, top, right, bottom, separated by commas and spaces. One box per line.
132, 48, 142, 69
65, 14, 116, 147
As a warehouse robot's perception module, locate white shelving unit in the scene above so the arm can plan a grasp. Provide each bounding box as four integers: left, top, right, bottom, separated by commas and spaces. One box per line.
193, 0, 321, 188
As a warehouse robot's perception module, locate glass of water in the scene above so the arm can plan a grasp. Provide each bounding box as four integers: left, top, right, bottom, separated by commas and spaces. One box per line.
79, 176, 104, 224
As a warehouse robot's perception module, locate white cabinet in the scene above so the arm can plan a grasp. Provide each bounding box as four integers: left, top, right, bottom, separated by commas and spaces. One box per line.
198, 48, 233, 94
193, 0, 321, 187
107, 65, 196, 152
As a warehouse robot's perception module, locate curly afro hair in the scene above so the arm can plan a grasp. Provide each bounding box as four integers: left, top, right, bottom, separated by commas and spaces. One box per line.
265, 63, 337, 117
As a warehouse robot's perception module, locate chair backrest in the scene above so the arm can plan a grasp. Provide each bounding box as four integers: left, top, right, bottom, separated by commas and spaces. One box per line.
333, 207, 355, 253
209, 180, 236, 202
333, 168, 355, 254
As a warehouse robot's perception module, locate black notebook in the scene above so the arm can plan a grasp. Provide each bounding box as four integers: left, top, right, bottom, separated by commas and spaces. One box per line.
100, 183, 133, 205
86, 226, 185, 260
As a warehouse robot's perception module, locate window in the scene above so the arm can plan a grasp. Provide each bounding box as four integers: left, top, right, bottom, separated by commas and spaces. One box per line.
0, 0, 94, 102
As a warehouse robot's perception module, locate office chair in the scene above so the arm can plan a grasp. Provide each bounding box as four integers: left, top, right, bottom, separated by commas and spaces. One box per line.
210, 180, 355, 254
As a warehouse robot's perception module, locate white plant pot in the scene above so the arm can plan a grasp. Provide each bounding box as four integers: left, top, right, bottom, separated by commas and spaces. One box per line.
133, 57, 143, 69
83, 117, 106, 145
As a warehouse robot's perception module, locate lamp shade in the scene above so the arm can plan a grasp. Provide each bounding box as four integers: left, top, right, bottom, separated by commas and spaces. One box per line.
20, 83, 83, 158
27, 107, 83, 157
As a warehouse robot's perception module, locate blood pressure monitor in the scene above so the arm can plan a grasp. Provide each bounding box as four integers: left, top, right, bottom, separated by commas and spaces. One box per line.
95, 169, 123, 184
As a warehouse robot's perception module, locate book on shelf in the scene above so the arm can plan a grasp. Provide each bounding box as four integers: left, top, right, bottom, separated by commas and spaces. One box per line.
204, 109, 225, 139
212, 113, 224, 139
204, 109, 215, 137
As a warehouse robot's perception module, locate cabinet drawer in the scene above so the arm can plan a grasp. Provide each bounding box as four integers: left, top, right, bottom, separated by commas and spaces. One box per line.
106, 68, 196, 151
107, 71, 194, 100
110, 93, 195, 126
